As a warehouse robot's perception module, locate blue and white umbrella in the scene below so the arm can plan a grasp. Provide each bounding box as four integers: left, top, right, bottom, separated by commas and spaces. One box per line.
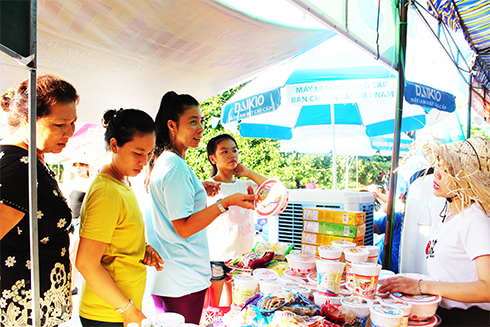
222, 36, 456, 141
221, 36, 456, 188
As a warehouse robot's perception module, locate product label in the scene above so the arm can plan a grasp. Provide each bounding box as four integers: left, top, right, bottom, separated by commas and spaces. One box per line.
304, 221, 319, 233
343, 213, 348, 224
343, 226, 349, 236
354, 274, 379, 299
304, 209, 319, 221
303, 232, 317, 244
318, 272, 342, 295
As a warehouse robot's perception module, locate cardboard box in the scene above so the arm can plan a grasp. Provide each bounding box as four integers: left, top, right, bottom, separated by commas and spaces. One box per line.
303, 208, 365, 225
303, 221, 365, 238
301, 238, 365, 257
302, 231, 364, 247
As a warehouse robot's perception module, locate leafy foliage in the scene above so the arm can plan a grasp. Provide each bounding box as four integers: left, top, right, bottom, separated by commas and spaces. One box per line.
186, 87, 393, 189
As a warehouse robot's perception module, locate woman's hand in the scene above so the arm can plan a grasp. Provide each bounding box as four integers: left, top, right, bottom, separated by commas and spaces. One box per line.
141, 244, 164, 271
203, 181, 221, 197
233, 163, 249, 178
223, 192, 257, 210
378, 276, 420, 295
122, 304, 146, 327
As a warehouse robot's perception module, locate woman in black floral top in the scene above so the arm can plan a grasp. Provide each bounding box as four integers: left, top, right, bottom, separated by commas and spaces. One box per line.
0, 74, 79, 327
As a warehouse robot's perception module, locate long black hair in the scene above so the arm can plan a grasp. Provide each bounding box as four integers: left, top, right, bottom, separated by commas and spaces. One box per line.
145, 91, 199, 189
206, 133, 238, 177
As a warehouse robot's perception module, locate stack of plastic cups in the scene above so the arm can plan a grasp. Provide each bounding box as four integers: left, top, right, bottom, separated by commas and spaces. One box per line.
318, 245, 343, 261
315, 258, 345, 306
344, 247, 369, 290
351, 262, 382, 299
381, 298, 412, 327
359, 245, 380, 263
341, 296, 371, 327
331, 240, 356, 263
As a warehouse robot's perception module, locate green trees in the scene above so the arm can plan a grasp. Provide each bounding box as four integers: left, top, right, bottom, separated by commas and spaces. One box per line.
186, 88, 392, 189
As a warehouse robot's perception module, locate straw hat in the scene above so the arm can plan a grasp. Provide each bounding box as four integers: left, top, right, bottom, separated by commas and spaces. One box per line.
414, 137, 490, 215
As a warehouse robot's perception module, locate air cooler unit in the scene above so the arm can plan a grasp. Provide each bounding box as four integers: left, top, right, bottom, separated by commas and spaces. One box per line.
275, 189, 374, 248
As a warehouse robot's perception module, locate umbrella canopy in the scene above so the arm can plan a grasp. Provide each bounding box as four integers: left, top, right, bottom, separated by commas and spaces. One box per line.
221, 36, 456, 143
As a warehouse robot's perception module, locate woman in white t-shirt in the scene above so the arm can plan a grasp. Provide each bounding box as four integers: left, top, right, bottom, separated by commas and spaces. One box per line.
379, 137, 490, 326
205, 134, 267, 306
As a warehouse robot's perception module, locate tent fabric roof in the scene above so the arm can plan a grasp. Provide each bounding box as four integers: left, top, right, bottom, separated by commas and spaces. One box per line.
0, 0, 333, 124
427, 0, 490, 89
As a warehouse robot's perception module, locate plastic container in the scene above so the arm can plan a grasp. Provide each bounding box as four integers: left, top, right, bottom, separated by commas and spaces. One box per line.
344, 247, 369, 289
407, 315, 439, 327
370, 304, 404, 327
259, 279, 284, 294
255, 179, 289, 216
253, 268, 278, 281
331, 240, 356, 262
381, 298, 413, 327
340, 296, 371, 318
277, 274, 305, 286
286, 253, 316, 275
314, 291, 344, 306
390, 293, 442, 321
282, 284, 311, 298
352, 262, 382, 299
232, 274, 259, 305
284, 268, 308, 280
307, 272, 318, 284
316, 259, 345, 296
154, 312, 186, 326
318, 245, 342, 261
359, 245, 380, 263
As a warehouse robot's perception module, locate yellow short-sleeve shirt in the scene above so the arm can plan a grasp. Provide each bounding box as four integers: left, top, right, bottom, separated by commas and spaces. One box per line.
79, 173, 146, 322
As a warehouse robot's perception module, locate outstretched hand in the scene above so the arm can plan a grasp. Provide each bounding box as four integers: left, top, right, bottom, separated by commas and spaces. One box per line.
202, 180, 221, 197
378, 276, 420, 295
141, 244, 164, 271
225, 192, 257, 210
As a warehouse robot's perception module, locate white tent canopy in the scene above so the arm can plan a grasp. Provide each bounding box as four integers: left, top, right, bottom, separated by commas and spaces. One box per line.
0, 0, 334, 124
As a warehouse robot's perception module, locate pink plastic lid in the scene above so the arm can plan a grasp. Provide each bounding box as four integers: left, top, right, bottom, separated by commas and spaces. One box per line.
255, 179, 289, 216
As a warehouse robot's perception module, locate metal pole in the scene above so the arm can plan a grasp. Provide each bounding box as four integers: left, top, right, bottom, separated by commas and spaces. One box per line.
331, 103, 337, 190
28, 1, 40, 325
467, 74, 472, 139
382, 0, 408, 271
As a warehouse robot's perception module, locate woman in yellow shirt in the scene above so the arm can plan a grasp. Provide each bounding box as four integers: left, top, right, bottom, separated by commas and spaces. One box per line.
76, 109, 164, 327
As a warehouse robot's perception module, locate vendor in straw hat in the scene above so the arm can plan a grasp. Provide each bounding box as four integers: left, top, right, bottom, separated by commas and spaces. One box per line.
379, 137, 490, 326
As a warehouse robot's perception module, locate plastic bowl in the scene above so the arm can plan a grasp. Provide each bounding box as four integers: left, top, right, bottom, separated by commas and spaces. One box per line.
390, 293, 441, 321
286, 253, 316, 275
318, 245, 342, 261
340, 296, 371, 318
259, 279, 285, 294
253, 268, 278, 281
370, 304, 404, 327
314, 291, 344, 306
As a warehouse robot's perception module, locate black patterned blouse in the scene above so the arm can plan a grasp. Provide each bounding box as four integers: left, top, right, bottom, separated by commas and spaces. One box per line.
0, 145, 72, 327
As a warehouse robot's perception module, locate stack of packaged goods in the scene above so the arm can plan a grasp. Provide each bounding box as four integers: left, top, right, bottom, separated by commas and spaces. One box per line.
301, 208, 366, 256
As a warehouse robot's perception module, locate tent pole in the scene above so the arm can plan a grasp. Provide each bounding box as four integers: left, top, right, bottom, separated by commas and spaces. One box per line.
28, 1, 41, 325
467, 74, 472, 138
382, 0, 408, 270
331, 103, 337, 190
